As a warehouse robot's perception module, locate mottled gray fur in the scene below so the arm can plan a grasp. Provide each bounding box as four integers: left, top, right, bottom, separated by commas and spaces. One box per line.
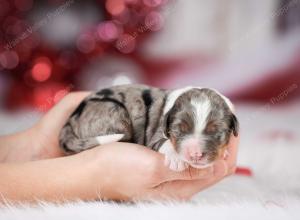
59, 85, 168, 153
59, 84, 238, 162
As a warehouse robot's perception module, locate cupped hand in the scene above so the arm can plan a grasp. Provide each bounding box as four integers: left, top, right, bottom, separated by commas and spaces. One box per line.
30, 92, 239, 201
82, 133, 239, 201
29, 92, 91, 159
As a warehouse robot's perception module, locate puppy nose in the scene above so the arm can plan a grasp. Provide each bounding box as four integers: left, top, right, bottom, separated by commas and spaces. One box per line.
188, 148, 203, 161
182, 139, 204, 161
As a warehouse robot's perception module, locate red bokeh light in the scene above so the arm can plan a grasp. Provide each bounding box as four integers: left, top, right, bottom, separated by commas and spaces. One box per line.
145, 11, 164, 31
106, 0, 126, 16
143, 0, 163, 7
97, 21, 121, 42
0, 51, 19, 69
125, 0, 138, 4
116, 33, 136, 53
31, 57, 52, 82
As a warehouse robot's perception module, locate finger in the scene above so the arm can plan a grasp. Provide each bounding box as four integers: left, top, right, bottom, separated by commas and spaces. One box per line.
40, 92, 91, 130
162, 165, 214, 182
225, 134, 240, 175
154, 154, 214, 182
227, 134, 239, 159
46, 92, 91, 121
151, 160, 227, 200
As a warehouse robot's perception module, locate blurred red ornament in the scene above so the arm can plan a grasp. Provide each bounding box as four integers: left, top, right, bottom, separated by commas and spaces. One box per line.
114, 9, 131, 24
143, 0, 163, 7
2, 0, 167, 110
145, 11, 164, 31
116, 33, 136, 54
31, 57, 52, 82
125, 0, 138, 4
97, 21, 121, 42
0, 50, 19, 69
106, 0, 126, 16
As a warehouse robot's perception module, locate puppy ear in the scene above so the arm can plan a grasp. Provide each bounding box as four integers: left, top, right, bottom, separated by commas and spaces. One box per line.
230, 113, 239, 137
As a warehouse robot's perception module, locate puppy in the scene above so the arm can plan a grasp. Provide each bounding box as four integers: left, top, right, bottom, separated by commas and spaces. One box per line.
59, 84, 239, 171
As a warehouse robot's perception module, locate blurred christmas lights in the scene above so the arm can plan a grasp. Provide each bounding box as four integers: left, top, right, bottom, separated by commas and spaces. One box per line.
0, 51, 19, 69
31, 57, 52, 82
143, 0, 163, 7
145, 11, 164, 31
1, 0, 167, 110
97, 21, 121, 42
116, 33, 136, 53
106, 0, 126, 16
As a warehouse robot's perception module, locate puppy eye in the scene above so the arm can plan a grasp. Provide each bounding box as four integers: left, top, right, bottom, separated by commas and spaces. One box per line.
179, 121, 190, 133
205, 122, 217, 134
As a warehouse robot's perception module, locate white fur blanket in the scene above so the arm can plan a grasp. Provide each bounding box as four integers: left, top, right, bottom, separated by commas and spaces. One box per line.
1, 102, 300, 219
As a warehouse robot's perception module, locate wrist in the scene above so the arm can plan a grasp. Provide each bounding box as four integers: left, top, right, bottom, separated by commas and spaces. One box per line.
81, 147, 123, 201
59, 148, 114, 202
81, 148, 112, 200
0, 129, 33, 162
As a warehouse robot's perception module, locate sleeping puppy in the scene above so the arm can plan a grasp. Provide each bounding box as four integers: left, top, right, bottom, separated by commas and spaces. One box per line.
59, 84, 239, 171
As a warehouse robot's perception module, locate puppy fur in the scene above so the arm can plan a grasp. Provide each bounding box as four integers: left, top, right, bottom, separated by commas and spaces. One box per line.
59, 84, 239, 171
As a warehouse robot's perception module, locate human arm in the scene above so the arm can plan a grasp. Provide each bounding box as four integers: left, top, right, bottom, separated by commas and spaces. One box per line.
0, 93, 238, 203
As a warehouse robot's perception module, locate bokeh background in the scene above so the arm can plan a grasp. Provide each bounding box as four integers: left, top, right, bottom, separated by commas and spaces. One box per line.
0, 0, 300, 208
0, 0, 299, 112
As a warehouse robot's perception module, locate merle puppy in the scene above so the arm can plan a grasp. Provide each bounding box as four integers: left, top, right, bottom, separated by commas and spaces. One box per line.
59, 84, 239, 171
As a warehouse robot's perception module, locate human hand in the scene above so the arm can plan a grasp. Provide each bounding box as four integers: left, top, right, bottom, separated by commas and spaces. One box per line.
0, 91, 238, 202
81, 134, 239, 201
31, 91, 239, 201
0, 135, 238, 203
29, 92, 91, 160
0, 92, 91, 162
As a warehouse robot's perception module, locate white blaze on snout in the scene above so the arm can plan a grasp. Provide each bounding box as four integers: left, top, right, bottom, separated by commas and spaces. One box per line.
181, 138, 203, 160
178, 98, 211, 162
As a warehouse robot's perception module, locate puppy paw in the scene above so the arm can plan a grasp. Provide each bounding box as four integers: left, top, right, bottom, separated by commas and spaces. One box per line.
164, 154, 189, 172
158, 139, 188, 172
